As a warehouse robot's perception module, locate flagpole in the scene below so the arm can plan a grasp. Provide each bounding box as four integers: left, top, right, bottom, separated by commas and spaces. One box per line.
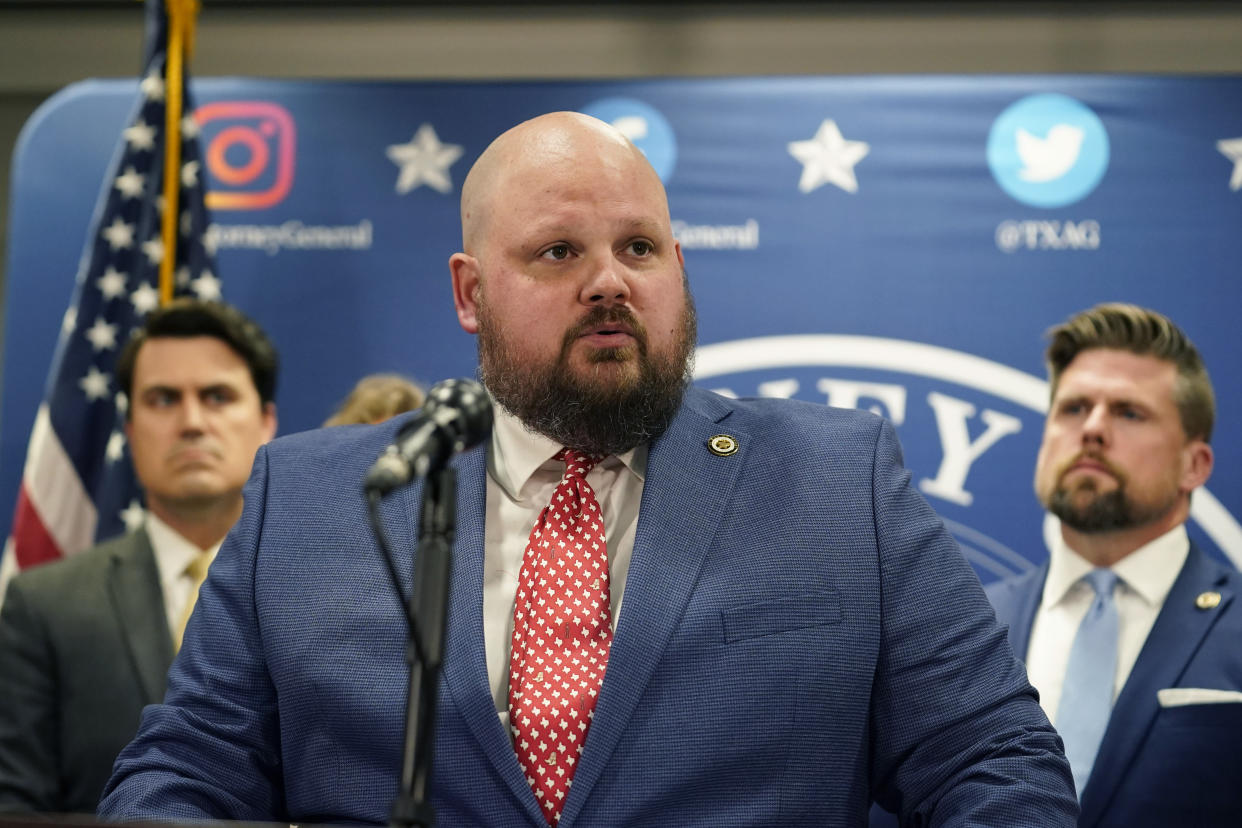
159, 0, 199, 307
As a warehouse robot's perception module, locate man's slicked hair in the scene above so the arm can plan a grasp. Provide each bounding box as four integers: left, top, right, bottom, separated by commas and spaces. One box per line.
1045, 303, 1214, 442
116, 299, 279, 412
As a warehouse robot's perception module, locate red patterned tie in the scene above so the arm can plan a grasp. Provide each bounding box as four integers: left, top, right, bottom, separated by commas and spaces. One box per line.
508, 448, 613, 825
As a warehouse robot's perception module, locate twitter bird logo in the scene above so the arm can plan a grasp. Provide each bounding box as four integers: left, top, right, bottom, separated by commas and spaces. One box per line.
1016, 124, 1086, 182
988, 93, 1110, 208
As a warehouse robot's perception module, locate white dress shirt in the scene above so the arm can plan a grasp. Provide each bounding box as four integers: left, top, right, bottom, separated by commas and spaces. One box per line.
482, 405, 647, 719
1025, 524, 1188, 725
145, 511, 221, 638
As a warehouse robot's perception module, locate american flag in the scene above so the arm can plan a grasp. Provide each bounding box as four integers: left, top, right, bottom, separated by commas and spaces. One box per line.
0, 0, 220, 597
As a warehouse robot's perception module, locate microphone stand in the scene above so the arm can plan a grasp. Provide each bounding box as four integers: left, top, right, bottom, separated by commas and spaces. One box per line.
388, 464, 456, 828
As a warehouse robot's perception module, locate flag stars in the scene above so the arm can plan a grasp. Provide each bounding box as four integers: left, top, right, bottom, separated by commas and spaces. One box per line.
140, 70, 165, 101
123, 119, 156, 151
120, 499, 146, 533
181, 160, 200, 188
84, 317, 119, 351
114, 166, 146, 200
79, 366, 110, 401
105, 430, 126, 463
101, 217, 135, 251
191, 269, 222, 301
141, 237, 164, 266
97, 267, 128, 300
130, 282, 159, 315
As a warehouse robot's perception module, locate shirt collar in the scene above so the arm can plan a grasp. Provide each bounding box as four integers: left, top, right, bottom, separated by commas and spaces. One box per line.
1042, 522, 1189, 609
146, 510, 223, 585
487, 401, 647, 501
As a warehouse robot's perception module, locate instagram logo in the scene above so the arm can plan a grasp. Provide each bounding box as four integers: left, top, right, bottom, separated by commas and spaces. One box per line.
196, 101, 295, 210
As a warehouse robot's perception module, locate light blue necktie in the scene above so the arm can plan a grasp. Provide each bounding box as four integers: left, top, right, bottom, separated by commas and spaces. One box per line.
1056, 568, 1120, 797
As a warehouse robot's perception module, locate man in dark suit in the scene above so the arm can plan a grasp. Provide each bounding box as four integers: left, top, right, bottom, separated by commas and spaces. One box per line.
99, 112, 1076, 826
987, 303, 1240, 826
0, 300, 278, 814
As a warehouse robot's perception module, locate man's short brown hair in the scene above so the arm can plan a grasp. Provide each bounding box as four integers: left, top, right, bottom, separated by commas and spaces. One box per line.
116, 299, 278, 415
1045, 303, 1214, 442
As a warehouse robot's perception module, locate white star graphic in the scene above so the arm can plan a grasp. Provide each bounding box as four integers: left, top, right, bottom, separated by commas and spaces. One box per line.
142, 237, 164, 265
84, 317, 119, 351
203, 228, 218, 256
123, 120, 156, 152
788, 119, 871, 194
386, 124, 464, 195
1218, 137, 1242, 192
181, 159, 200, 188
97, 267, 128, 299
114, 166, 145, 200
79, 366, 110, 401
105, 430, 126, 463
181, 114, 200, 139
180, 210, 193, 237
115, 392, 129, 416
190, 269, 223, 301
176, 266, 191, 288
131, 282, 159, 315
119, 499, 146, 533
101, 217, 135, 250
140, 71, 164, 102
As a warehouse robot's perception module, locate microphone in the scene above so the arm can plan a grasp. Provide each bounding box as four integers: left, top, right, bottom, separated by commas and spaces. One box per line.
363, 378, 493, 495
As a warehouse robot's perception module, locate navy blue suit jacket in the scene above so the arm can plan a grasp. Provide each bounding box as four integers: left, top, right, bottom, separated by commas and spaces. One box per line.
987, 544, 1241, 827
100, 388, 1075, 826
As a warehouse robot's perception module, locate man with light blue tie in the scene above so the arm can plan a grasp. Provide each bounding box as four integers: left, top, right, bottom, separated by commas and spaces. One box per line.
988, 303, 1242, 827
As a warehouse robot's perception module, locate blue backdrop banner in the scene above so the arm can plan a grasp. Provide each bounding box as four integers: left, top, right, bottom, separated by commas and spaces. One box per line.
4, 76, 1241, 580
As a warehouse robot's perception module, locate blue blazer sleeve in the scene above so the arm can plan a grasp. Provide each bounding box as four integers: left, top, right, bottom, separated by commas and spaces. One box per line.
865, 419, 1076, 825
100, 444, 286, 821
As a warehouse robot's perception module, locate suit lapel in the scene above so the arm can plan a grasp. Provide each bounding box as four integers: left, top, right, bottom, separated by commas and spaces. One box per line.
106, 529, 175, 704
999, 563, 1048, 662
437, 443, 547, 825
1079, 545, 1233, 826
559, 390, 745, 826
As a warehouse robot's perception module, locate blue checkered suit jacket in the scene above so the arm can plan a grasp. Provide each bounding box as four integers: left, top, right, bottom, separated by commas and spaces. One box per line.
100, 387, 1075, 826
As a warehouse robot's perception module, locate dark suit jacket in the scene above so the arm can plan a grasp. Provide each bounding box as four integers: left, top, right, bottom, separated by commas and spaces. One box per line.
0, 529, 173, 814
987, 544, 1241, 827
100, 389, 1076, 826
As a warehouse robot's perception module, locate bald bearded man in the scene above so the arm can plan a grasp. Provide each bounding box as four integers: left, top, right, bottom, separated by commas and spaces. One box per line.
98, 113, 1075, 827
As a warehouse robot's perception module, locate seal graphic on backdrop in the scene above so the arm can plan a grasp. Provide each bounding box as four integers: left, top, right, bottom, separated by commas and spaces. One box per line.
694, 335, 1242, 578
987, 93, 1110, 208
580, 97, 678, 182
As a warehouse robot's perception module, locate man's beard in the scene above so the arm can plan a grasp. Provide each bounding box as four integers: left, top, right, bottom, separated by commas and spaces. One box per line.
1042, 455, 1177, 534
477, 292, 697, 457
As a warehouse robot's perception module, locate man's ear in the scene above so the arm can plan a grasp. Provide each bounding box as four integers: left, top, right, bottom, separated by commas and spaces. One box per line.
261, 402, 278, 444
450, 252, 482, 334
1180, 439, 1214, 494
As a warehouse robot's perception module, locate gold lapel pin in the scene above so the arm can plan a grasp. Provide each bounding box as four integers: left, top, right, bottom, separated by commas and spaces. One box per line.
1195, 591, 1222, 610
707, 434, 739, 457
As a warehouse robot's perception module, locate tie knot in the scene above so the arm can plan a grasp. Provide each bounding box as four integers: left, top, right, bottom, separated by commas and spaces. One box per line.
556, 448, 603, 479
185, 550, 213, 583
1083, 568, 1119, 599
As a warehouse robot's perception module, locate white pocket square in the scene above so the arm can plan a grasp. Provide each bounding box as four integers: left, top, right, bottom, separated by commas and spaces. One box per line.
1157, 688, 1242, 707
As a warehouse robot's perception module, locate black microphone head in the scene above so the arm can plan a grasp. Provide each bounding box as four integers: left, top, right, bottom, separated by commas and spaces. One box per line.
422, 378, 493, 453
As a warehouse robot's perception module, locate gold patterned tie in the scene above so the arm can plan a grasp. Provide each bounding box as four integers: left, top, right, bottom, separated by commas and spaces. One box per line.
173, 550, 213, 652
